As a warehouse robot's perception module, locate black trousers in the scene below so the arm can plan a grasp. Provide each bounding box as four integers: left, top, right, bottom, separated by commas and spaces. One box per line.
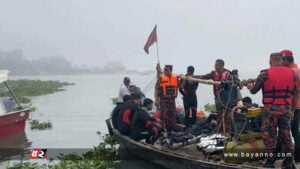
183, 96, 197, 127
292, 109, 300, 161
130, 129, 160, 145
130, 131, 151, 143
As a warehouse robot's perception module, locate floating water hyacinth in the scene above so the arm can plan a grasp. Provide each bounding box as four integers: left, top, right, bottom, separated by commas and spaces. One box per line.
29, 119, 53, 130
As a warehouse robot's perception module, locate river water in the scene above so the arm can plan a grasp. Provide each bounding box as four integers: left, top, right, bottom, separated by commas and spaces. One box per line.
1, 73, 261, 168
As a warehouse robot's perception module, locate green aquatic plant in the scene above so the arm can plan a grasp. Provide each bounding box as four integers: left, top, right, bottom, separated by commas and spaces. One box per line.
0, 79, 74, 103
111, 97, 118, 105
30, 106, 37, 112
29, 119, 53, 130
204, 103, 216, 113
9, 134, 119, 169
49, 134, 119, 168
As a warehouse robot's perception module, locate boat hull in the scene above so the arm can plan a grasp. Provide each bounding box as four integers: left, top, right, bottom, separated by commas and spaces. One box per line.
0, 109, 30, 139
115, 130, 263, 169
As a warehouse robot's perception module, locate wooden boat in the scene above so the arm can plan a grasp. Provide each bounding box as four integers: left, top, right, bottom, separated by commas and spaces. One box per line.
0, 70, 31, 139
114, 130, 265, 169
108, 121, 300, 169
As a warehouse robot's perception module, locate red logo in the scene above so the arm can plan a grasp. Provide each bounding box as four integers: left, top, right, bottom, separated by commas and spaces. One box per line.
30, 149, 48, 159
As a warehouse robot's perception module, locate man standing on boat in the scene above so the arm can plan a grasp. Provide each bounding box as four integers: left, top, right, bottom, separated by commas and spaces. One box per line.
281, 49, 300, 162
179, 66, 199, 128
118, 77, 131, 103
196, 59, 235, 134
155, 64, 180, 131
247, 52, 296, 168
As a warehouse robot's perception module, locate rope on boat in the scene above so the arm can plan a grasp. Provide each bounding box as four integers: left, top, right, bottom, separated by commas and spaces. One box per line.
230, 107, 248, 142
142, 76, 156, 95
208, 76, 235, 160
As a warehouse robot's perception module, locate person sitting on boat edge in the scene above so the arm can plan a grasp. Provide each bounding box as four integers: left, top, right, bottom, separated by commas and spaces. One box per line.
247, 52, 296, 168
142, 98, 154, 115
130, 106, 161, 144
155, 64, 180, 132
117, 93, 141, 136
118, 77, 131, 103
179, 66, 199, 128
111, 95, 131, 129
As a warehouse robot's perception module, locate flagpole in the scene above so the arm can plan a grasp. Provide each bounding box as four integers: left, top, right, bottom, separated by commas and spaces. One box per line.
156, 41, 159, 63
156, 24, 160, 63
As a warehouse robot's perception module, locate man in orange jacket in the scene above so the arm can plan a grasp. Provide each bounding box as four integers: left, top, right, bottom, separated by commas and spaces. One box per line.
155, 64, 180, 131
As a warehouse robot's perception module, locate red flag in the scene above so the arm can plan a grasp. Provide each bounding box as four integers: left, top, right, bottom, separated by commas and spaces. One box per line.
144, 25, 157, 54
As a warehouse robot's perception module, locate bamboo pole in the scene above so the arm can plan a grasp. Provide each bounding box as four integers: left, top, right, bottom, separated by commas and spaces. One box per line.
179, 76, 221, 85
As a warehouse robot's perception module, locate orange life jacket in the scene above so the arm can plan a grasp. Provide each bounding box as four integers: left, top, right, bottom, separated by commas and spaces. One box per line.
159, 73, 178, 98
263, 66, 295, 105
212, 69, 230, 96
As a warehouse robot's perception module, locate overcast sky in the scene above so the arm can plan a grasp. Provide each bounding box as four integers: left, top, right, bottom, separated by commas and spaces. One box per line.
1, 0, 300, 76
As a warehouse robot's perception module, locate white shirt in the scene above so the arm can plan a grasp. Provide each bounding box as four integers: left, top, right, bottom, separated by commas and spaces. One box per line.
118, 83, 130, 102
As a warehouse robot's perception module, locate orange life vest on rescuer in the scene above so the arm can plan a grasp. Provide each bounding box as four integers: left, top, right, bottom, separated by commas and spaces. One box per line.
263, 66, 295, 105
159, 73, 178, 98
212, 69, 230, 96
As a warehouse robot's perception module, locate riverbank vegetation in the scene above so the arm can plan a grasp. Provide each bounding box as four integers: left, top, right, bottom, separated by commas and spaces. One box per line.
8, 134, 119, 169
0, 79, 74, 103
204, 103, 216, 113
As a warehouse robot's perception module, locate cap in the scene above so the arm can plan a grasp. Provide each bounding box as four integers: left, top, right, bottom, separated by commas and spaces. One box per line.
280, 49, 293, 59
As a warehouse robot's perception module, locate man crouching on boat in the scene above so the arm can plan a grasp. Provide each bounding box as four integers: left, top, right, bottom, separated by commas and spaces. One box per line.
130, 100, 161, 144
155, 64, 180, 132
117, 93, 141, 136
247, 52, 296, 168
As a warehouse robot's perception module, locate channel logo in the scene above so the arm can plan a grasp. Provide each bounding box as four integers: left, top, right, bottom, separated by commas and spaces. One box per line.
29, 149, 48, 159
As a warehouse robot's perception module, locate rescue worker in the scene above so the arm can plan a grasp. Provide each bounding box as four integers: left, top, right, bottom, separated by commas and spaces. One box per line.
111, 95, 131, 129
130, 106, 161, 144
196, 59, 236, 134
118, 77, 131, 103
281, 49, 300, 162
155, 64, 180, 131
247, 52, 296, 168
179, 66, 199, 128
117, 93, 141, 136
